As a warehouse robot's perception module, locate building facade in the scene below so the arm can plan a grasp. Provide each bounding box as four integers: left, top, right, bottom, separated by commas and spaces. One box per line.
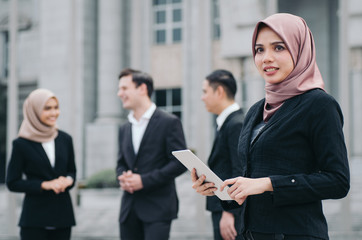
2, 0, 362, 237
0, 0, 361, 183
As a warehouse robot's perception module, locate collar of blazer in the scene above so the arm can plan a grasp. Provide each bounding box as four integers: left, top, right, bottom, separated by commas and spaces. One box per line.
211, 109, 242, 150
208, 109, 243, 166
245, 94, 302, 150
138, 108, 161, 151
125, 108, 161, 167
236, 94, 302, 177
218, 109, 243, 133
30, 137, 60, 174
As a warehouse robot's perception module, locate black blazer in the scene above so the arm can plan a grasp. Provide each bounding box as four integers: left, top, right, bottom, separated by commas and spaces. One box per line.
6, 130, 76, 228
116, 108, 187, 223
206, 109, 244, 213
223, 89, 350, 239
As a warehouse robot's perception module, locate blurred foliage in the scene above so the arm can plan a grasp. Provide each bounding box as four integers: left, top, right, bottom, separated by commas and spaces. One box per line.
83, 168, 118, 188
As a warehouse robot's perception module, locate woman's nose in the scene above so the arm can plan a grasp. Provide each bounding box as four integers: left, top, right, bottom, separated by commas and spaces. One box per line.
48, 109, 57, 116
263, 49, 274, 63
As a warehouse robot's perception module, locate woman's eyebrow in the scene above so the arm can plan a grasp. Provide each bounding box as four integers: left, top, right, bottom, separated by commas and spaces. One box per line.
255, 41, 285, 46
271, 41, 285, 45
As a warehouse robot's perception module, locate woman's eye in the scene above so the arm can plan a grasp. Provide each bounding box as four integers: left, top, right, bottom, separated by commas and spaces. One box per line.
275, 45, 285, 51
255, 47, 263, 53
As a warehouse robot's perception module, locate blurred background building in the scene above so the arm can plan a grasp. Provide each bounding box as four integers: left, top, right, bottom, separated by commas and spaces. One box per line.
1, 0, 361, 182
0, 0, 362, 238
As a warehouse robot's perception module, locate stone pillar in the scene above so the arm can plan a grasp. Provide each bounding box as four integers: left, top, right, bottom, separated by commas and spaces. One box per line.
338, 0, 351, 233
85, 0, 124, 178
96, 0, 123, 122
6, 0, 18, 235
183, 0, 213, 161
130, 0, 151, 71
182, 0, 213, 235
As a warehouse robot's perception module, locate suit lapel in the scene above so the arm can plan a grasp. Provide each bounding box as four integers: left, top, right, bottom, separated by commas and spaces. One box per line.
208, 109, 242, 165
124, 123, 137, 168
218, 109, 243, 132
32, 141, 55, 172
54, 137, 60, 169
208, 128, 219, 164
250, 95, 301, 147
137, 109, 160, 155
53, 135, 65, 172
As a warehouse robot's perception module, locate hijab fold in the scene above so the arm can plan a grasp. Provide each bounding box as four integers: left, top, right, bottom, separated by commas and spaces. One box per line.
252, 13, 325, 122
18, 89, 58, 142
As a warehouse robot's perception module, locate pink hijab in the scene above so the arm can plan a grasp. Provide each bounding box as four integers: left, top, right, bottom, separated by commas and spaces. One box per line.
18, 88, 59, 142
252, 13, 325, 122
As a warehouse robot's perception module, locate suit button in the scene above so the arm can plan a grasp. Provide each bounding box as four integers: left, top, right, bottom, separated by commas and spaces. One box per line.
134, 168, 138, 172
291, 179, 296, 183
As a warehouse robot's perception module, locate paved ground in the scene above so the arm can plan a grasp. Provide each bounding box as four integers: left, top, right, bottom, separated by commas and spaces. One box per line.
1, 157, 362, 240
0, 172, 213, 240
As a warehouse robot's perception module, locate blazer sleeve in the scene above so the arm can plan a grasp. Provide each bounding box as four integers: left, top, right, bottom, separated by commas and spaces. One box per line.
116, 125, 128, 177
270, 96, 350, 206
141, 116, 187, 189
222, 115, 243, 214
64, 134, 76, 189
6, 139, 44, 194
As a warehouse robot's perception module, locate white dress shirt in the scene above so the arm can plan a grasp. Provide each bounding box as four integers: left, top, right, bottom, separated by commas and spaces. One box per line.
128, 103, 157, 154
42, 140, 55, 167
216, 102, 240, 130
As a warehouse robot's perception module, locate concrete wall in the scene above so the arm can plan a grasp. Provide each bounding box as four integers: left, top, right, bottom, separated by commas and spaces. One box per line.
349, 0, 362, 156
151, 44, 183, 89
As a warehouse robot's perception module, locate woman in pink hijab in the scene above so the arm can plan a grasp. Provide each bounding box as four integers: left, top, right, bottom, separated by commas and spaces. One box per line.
192, 13, 349, 240
6, 89, 76, 240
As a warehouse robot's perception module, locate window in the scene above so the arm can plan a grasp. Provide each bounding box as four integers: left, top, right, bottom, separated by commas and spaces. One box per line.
173, 9, 182, 22
156, 30, 166, 44
154, 88, 182, 118
153, 0, 182, 45
153, 0, 167, 4
156, 11, 166, 24
172, 28, 181, 42
212, 0, 220, 40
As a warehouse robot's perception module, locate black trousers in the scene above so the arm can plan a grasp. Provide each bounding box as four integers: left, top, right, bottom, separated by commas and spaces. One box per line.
242, 230, 324, 240
120, 208, 171, 240
211, 211, 243, 240
20, 227, 71, 240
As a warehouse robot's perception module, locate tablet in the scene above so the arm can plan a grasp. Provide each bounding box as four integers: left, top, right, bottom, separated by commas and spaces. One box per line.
172, 149, 232, 201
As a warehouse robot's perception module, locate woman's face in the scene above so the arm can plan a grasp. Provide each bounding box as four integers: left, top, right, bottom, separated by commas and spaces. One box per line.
254, 26, 294, 84
40, 98, 59, 126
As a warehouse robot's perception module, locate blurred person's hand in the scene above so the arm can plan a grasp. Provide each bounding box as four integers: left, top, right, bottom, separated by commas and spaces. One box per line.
220, 211, 237, 240
41, 178, 67, 194
57, 176, 73, 189
118, 170, 133, 193
118, 170, 143, 193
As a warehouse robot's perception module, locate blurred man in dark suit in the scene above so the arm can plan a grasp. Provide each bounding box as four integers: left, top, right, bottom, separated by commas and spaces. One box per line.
199, 69, 244, 240
116, 68, 186, 240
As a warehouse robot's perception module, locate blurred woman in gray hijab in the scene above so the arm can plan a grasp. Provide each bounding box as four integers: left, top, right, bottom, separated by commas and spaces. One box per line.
7, 88, 76, 240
